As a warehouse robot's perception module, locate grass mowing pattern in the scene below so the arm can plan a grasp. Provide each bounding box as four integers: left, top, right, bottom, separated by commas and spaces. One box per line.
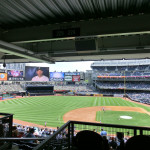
0, 96, 150, 127
96, 111, 150, 127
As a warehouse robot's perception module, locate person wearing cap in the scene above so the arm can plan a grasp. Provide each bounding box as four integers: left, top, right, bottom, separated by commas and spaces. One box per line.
32, 67, 49, 81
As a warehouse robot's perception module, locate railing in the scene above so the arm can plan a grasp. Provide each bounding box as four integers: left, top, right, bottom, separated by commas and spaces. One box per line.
0, 113, 13, 150
0, 113, 13, 137
32, 120, 150, 150
0, 120, 150, 150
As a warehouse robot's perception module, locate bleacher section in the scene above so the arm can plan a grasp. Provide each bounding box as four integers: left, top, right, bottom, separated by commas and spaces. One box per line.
92, 63, 150, 78
96, 81, 150, 90
54, 85, 92, 92
91, 60, 150, 105
0, 84, 24, 92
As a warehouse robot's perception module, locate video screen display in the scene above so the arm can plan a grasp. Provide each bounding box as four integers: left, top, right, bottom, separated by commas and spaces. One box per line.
72, 75, 80, 82
65, 72, 80, 76
7, 70, 24, 81
64, 76, 72, 81
0, 73, 7, 81
25, 66, 49, 81
50, 72, 65, 81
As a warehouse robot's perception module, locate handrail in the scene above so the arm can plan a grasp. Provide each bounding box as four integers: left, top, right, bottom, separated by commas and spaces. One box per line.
33, 121, 71, 150
0, 113, 13, 116
70, 120, 150, 130
0, 120, 150, 150
0, 113, 13, 120
0, 113, 13, 137
32, 120, 150, 150
0, 138, 46, 141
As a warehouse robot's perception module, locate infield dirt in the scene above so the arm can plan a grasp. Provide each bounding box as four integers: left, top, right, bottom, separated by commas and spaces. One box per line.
63, 106, 150, 123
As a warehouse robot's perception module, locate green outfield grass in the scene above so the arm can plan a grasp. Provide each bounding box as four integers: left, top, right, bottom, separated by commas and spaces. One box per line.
0, 96, 150, 127
96, 111, 150, 127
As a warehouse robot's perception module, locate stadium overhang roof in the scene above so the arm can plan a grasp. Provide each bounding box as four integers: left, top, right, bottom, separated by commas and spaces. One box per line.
1, 0, 150, 63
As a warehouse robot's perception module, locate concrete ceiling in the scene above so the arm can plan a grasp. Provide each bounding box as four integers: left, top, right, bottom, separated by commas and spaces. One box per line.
1, 0, 150, 63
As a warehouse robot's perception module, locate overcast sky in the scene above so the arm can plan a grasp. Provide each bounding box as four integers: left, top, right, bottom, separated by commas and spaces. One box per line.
26, 61, 94, 72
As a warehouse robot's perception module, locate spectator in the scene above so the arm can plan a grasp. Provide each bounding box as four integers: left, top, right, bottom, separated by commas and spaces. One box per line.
74, 130, 105, 150
125, 135, 150, 150
102, 136, 110, 150
25, 128, 37, 143
12, 126, 19, 137
100, 128, 107, 136
109, 137, 117, 150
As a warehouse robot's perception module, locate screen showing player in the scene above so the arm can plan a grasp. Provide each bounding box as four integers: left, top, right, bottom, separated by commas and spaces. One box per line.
25, 66, 49, 81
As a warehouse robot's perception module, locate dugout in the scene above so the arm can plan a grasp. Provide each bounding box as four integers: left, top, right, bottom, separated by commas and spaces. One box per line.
26, 85, 54, 96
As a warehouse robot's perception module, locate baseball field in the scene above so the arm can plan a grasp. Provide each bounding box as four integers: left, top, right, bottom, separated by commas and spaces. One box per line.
0, 96, 150, 128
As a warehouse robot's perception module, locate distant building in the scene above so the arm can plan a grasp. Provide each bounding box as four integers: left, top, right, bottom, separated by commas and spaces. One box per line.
6, 63, 25, 72
85, 70, 92, 84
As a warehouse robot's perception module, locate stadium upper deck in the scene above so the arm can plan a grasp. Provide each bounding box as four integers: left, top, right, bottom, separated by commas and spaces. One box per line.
91, 59, 150, 78
91, 59, 150, 67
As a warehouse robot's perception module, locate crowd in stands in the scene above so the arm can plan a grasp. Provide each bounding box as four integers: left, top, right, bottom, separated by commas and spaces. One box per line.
0, 84, 24, 93
92, 65, 150, 72
127, 93, 150, 105
11, 124, 69, 149
92, 64, 150, 106
11, 123, 150, 150
98, 89, 150, 105
94, 71, 150, 78
92, 65, 150, 78
96, 81, 150, 90
12, 124, 65, 139
25, 82, 52, 86
25, 82, 94, 92
54, 85, 93, 92
72, 129, 150, 150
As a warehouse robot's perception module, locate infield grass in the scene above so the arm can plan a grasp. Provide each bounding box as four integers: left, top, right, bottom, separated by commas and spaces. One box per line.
0, 96, 150, 127
96, 111, 150, 127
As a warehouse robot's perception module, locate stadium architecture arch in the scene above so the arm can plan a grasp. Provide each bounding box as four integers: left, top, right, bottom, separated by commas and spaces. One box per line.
0, 1, 150, 150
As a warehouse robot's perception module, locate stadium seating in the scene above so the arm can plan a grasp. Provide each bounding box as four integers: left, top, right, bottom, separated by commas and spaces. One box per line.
1, 113, 150, 150
0, 84, 24, 92
92, 64, 150, 78
54, 85, 93, 92
96, 81, 150, 90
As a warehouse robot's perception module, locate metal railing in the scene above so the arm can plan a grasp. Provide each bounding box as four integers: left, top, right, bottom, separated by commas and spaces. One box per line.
0, 113, 13, 137
0, 119, 150, 149
33, 120, 150, 150
0, 113, 13, 150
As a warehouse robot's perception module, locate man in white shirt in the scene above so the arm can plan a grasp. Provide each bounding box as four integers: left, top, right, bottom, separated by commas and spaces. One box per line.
32, 67, 49, 81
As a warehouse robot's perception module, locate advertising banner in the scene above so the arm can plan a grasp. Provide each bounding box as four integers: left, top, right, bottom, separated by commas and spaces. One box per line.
50, 72, 65, 81
72, 75, 80, 82
0, 73, 7, 81
65, 72, 80, 76
7, 70, 24, 81
64, 76, 72, 81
